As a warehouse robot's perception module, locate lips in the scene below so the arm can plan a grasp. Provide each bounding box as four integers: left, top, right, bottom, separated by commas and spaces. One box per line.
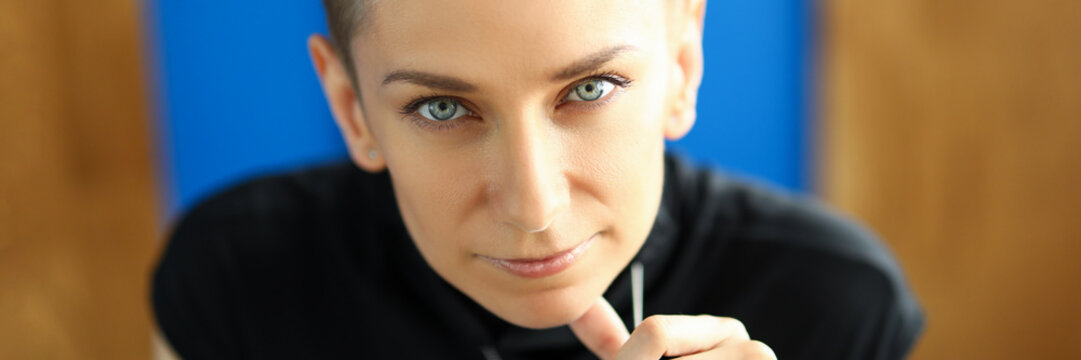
480, 233, 598, 278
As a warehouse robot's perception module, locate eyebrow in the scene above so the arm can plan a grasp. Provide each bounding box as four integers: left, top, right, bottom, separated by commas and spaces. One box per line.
550, 44, 636, 81
380, 44, 636, 91
382, 71, 477, 92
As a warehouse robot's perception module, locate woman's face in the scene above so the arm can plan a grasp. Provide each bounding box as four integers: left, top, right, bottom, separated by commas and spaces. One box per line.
328, 0, 701, 328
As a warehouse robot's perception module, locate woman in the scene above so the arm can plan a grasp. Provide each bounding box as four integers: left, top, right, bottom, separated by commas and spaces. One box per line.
152, 0, 923, 359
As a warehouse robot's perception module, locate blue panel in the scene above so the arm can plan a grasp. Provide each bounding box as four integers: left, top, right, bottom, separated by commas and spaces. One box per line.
148, 1, 345, 215
668, 0, 813, 192
147, 0, 813, 215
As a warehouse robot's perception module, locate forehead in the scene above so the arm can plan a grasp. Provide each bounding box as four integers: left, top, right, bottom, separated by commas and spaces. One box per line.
354, 0, 665, 84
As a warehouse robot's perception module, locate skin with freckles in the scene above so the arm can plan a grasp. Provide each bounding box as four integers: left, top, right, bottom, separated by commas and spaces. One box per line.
309, 0, 775, 358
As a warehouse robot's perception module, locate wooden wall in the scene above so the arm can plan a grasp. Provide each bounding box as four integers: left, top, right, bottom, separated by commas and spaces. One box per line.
0, 0, 158, 358
820, 0, 1081, 358
3, 0, 1079, 358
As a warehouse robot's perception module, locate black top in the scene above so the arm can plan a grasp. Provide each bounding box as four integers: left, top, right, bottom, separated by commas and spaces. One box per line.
152, 153, 923, 359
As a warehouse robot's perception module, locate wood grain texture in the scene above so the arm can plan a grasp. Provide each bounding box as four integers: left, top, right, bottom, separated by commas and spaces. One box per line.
819, 0, 1081, 358
0, 0, 158, 358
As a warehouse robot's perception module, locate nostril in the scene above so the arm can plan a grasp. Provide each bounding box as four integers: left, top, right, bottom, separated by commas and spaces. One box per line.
487, 181, 570, 234
514, 217, 556, 234
493, 198, 564, 233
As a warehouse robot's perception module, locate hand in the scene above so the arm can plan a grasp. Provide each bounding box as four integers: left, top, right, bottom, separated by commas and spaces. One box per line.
569, 298, 777, 360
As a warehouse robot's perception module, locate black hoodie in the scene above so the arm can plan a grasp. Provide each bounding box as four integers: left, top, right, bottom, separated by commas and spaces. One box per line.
152, 153, 923, 359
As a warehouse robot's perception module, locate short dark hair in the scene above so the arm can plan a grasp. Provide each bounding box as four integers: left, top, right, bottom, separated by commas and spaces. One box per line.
322, 0, 368, 83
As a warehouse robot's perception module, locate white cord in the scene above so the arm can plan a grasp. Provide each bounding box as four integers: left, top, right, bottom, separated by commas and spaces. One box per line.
481, 346, 502, 360
631, 261, 644, 327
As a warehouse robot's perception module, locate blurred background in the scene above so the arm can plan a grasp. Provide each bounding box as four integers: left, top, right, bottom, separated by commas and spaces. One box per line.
0, 0, 1077, 358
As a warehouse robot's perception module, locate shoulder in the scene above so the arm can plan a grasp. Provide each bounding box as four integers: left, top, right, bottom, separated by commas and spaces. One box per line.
174, 161, 372, 232
154, 160, 378, 278
666, 153, 896, 273
666, 153, 907, 290
165, 161, 389, 255
156, 160, 401, 282
151, 161, 391, 357
664, 153, 924, 357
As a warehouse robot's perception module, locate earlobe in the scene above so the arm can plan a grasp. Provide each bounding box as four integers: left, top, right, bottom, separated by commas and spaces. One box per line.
664, 98, 696, 141
307, 35, 387, 173
343, 101, 388, 173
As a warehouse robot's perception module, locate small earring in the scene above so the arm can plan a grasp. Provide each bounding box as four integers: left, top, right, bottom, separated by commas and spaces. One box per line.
367, 149, 379, 160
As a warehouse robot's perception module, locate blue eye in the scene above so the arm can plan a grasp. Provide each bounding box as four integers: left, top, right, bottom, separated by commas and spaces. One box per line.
418, 98, 468, 121
565, 79, 615, 102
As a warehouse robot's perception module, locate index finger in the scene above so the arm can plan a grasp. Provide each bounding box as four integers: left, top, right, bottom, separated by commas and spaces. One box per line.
615, 315, 751, 360
569, 297, 630, 360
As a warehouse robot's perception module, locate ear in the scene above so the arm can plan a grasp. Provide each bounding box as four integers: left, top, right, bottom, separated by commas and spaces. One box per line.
308, 34, 387, 172
665, 0, 706, 141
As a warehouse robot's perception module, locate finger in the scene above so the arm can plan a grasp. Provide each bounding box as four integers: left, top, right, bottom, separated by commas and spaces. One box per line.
675, 340, 777, 360
570, 297, 630, 359
614, 315, 750, 360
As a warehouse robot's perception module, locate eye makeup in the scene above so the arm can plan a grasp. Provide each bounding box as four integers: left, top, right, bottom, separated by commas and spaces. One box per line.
397, 93, 478, 132
555, 71, 634, 112
396, 71, 635, 132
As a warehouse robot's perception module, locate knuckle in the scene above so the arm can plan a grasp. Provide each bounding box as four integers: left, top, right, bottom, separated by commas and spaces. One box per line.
597, 333, 625, 354
739, 340, 777, 360
636, 315, 670, 343
715, 317, 748, 339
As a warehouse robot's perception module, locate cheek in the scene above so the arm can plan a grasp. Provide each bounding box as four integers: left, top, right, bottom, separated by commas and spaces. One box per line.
564, 77, 668, 235
567, 78, 668, 185
382, 131, 485, 261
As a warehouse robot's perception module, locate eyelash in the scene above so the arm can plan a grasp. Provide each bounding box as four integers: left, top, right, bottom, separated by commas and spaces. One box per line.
398, 92, 471, 132
398, 72, 634, 132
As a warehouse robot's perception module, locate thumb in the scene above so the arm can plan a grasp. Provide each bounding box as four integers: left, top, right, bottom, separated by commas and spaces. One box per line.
569, 297, 630, 360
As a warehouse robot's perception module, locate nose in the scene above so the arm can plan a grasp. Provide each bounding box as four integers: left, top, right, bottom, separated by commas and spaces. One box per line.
488, 115, 570, 233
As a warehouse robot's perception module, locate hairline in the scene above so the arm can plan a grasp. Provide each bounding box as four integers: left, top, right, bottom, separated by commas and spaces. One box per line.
323, 1, 680, 99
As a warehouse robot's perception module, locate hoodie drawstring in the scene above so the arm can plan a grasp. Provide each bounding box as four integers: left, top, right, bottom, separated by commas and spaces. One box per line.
631, 261, 644, 327
480, 346, 502, 360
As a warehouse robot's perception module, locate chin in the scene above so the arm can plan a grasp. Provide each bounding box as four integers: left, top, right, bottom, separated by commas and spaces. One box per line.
497, 299, 591, 329
484, 286, 598, 330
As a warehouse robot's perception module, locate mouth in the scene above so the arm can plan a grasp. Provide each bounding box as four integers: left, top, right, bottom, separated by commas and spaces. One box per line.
479, 233, 599, 279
